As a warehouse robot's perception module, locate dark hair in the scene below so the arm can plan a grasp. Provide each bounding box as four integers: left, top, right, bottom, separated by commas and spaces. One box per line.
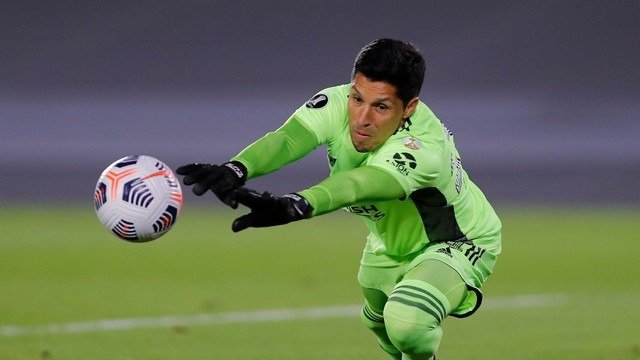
351, 38, 425, 106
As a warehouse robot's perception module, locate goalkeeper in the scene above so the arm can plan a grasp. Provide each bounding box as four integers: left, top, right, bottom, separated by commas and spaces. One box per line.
178, 38, 501, 360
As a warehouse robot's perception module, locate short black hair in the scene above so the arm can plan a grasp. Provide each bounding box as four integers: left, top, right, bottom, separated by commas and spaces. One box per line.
352, 38, 425, 106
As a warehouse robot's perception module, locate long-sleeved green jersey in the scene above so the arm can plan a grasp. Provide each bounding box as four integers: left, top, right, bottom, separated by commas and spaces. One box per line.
233, 84, 501, 257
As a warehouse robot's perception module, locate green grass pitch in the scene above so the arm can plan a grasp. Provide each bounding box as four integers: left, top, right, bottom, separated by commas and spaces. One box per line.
1, 204, 639, 359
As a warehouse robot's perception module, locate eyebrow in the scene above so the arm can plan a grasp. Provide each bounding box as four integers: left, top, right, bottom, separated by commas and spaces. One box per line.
351, 85, 393, 103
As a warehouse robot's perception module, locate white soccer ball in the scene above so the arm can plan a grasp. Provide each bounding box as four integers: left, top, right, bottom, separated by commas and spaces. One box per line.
94, 155, 183, 242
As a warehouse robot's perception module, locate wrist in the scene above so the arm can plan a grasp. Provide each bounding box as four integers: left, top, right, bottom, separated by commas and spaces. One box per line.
223, 161, 248, 183
297, 187, 328, 217
283, 193, 314, 219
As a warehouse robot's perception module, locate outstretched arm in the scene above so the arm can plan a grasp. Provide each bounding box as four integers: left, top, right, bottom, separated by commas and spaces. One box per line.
232, 115, 318, 179
299, 166, 405, 216
177, 115, 318, 204
232, 166, 405, 231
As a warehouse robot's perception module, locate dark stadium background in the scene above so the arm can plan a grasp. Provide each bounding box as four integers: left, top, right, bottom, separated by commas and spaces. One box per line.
1, 0, 638, 206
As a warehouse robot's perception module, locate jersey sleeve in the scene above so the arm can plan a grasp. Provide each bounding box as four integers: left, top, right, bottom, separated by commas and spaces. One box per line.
365, 137, 444, 197
298, 166, 405, 216
291, 85, 350, 145
231, 115, 318, 179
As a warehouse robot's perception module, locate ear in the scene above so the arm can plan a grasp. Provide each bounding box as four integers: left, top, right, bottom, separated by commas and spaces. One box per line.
403, 97, 419, 118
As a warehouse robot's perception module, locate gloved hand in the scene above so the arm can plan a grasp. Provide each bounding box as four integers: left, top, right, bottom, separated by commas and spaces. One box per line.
231, 188, 314, 232
176, 161, 247, 208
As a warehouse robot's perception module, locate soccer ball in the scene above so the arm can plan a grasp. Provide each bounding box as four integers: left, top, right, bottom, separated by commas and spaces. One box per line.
94, 155, 183, 242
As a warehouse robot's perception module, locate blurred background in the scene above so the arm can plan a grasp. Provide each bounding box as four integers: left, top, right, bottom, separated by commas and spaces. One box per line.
1, 0, 639, 206
2, 3, 639, 358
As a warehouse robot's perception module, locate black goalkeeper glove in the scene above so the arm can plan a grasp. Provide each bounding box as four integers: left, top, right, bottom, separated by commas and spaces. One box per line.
176, 161, 247, 208
231, 188, 314, 232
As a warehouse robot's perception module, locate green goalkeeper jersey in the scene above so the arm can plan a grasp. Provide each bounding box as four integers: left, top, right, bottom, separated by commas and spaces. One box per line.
233, 84, 501, 257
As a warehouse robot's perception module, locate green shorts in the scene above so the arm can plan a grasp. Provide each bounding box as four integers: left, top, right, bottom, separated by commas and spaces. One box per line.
357, 238, 499, 317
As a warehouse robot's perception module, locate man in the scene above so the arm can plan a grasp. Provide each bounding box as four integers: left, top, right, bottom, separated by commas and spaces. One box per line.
177, 38, 502, 359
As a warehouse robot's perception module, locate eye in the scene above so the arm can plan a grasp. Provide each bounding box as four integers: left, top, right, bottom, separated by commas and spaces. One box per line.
377, 103, 389, 111
352, 95, 363, 103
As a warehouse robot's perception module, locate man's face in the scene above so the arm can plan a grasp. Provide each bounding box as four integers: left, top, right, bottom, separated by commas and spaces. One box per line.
348, 73, 418, 152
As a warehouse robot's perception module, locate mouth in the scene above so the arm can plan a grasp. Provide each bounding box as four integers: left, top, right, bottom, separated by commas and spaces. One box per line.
353, 129, 371, 139
350, 128, 376, 152
352, 131, 372, 145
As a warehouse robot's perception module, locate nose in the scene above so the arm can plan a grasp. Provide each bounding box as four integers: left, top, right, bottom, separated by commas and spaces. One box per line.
355, 106, 372, 127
